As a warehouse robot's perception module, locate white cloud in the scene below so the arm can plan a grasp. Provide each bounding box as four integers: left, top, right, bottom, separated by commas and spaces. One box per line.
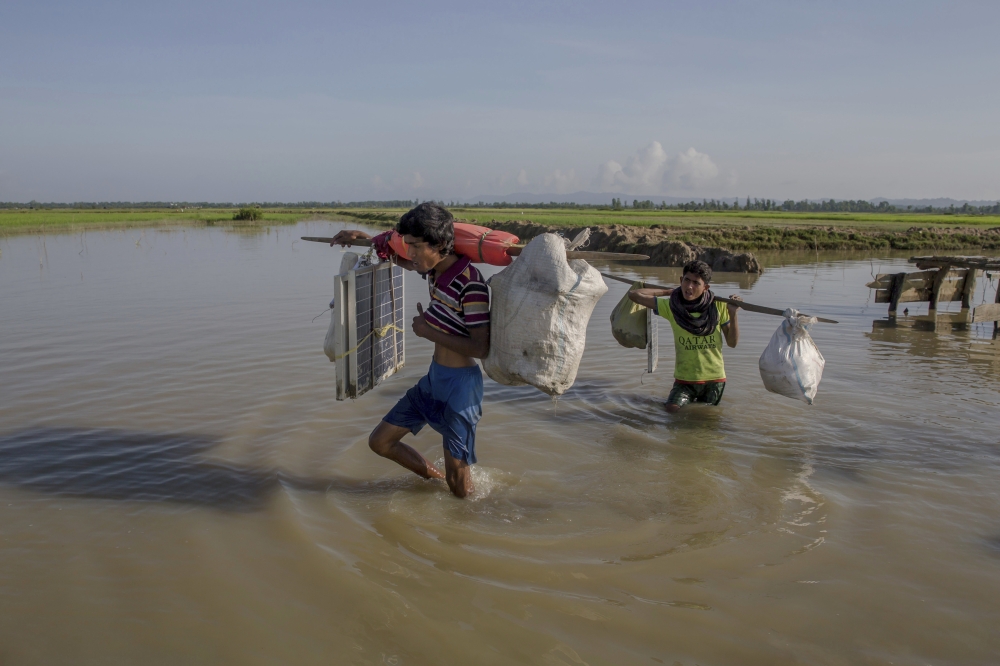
516, 168, 529, 187
665, 147, 719, 191
596, 141, 668, 193
594, 142, 722, 194
543, 168, 579, 194
596, 160, 623, 190
367, 170, 433, 197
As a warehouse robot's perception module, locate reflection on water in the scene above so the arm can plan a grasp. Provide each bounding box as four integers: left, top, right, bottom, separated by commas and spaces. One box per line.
867, 321, 1000, 385
0, 223, 998, 664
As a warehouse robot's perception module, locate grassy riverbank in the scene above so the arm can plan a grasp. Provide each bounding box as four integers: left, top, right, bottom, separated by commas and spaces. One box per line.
336, 207, 1000, 252
0, 207, 314, 233
3, 206, 999, 252
451, 207, 1000, 230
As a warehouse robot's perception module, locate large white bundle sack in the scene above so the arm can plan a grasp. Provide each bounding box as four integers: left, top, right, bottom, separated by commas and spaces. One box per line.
758, 309, 826, 404
484, 232, 608, 396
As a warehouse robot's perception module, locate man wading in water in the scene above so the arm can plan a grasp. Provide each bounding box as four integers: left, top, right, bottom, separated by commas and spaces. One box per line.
628, 260, 742, 413
330, 203, 490, 498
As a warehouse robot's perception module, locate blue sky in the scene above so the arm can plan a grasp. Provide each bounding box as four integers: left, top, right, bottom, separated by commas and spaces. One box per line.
2, 1, 998, 202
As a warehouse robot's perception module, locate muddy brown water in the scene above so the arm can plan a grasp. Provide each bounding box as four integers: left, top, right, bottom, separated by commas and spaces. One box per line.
1, 222, 999, 665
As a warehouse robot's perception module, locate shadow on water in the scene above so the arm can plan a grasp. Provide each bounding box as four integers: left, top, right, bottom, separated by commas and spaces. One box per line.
556, 379, 675, 429
0, 427, 363, 512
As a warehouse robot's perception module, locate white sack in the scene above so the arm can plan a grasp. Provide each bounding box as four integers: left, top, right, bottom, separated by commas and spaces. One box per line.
483, 232, 608, 396
758, 309, 825, 404
323, 252, 360, 362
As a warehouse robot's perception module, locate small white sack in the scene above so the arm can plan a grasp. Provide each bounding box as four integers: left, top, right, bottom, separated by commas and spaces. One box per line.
323, 252, 361, 362
758, 309, 826, 405
484, 232, 608, 396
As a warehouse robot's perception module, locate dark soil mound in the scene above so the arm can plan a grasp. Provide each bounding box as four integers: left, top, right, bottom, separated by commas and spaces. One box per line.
484, 221, 762, 273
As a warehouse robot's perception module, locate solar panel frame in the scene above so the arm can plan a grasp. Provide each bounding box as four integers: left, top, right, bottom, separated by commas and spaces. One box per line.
333, 273, 348, 400
333, 261, 405, 400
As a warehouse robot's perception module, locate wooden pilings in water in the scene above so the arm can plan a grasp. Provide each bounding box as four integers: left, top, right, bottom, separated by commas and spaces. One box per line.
867, 255, 1000, 332
993, 277, 1000, 340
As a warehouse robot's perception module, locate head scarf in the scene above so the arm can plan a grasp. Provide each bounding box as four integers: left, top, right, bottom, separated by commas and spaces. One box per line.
669, 287, 719, 336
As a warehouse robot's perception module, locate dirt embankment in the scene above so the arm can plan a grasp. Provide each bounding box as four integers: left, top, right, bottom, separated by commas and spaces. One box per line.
484, 221, 763, 273
333, 210, 1000, 273
657, 224, 1000, 252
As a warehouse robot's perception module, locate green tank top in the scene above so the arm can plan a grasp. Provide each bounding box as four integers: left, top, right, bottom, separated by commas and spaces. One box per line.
656, 297, 730, 382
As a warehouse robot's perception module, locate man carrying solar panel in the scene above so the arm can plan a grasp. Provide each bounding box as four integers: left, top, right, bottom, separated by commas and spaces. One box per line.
331, 203, 490, 498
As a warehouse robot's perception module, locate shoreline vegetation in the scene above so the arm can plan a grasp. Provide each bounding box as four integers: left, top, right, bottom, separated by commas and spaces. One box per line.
2, 206, 999, 254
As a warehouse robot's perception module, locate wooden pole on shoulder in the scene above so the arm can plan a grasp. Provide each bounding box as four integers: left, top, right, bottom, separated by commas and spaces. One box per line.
599, 271, 839, 324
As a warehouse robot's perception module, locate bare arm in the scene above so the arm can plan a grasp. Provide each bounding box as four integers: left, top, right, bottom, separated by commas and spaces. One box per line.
628, 287, 673, 310
329, 229, 417, 271
722, 295, 742, 348
411, 304, 491, 359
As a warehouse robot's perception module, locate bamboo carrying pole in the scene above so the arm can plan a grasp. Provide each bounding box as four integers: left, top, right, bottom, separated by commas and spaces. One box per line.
600, 271, 839, 324
300, 237, 649, 261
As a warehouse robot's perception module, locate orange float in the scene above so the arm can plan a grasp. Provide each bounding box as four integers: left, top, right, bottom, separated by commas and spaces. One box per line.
387, 222, 520, 266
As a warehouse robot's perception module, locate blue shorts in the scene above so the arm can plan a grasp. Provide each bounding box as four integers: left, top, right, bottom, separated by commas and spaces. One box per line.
383, 361, 483, 464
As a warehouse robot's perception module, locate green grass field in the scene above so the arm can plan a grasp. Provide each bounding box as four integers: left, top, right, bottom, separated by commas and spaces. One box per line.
326, 207, 1000, 251
448, 207, 1000, 230
3, 206, 998, 251
0, 207, 311, 233
4, 206, 1000, 233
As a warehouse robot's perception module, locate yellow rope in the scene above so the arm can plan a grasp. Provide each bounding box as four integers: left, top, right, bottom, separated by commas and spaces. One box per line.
335, 257, 404, 367
333, 322, 405, 361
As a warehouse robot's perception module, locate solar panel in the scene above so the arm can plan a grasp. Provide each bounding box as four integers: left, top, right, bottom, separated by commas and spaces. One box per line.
330, 261, 405, 400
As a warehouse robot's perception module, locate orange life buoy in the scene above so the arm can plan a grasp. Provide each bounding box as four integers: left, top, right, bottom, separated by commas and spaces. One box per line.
387, 222, 519, 266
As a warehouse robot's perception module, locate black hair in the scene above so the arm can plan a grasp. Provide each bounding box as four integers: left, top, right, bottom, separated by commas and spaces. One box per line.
397, 202, 455, 254
682, 260, 712, 284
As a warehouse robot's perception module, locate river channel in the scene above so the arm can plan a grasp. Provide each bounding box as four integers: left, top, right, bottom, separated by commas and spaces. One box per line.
1, 221, 998, 665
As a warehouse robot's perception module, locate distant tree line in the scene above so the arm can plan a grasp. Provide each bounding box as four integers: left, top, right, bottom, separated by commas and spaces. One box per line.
587, 197, 1000, 215
449, 198, 1000, 215
456, 200, 602, 210
659, 198, 1000, 215
3, 198, 999, 215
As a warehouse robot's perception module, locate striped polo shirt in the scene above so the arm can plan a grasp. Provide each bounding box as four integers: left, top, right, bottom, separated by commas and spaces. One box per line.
424, 255, 490, 337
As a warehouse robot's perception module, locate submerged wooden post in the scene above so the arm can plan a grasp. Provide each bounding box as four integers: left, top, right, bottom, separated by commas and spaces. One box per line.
995, 278, 1000, 340
959, 268, 978, 324
927, 265, 950, 314
960, 269, 978, 309
887, 272, 906, 316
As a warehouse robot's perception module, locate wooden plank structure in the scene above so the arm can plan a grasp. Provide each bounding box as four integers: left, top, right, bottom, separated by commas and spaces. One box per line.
867, 255, 1000, 336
